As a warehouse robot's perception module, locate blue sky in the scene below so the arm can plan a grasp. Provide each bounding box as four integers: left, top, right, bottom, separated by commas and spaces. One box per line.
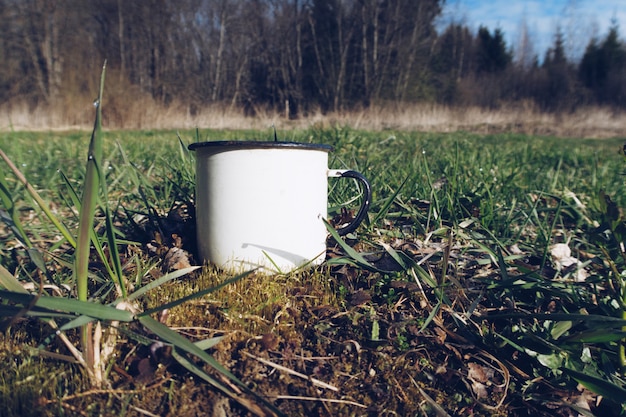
438, 0, 626, 62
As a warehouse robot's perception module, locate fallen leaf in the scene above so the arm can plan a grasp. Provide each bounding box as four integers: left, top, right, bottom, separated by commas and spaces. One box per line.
467, 362, 494, 383
164, 246, 192, 271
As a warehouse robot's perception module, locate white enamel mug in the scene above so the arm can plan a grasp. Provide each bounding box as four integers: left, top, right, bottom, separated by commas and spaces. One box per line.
188, 141, 371, 273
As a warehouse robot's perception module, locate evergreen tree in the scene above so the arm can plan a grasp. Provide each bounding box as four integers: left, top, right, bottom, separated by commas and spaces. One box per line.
579, 21, 625, 106
540, 27, 575, 110
475, 26, 511, 74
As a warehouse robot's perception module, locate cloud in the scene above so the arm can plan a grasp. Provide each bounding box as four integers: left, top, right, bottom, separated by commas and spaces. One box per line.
439, 0, 626, 61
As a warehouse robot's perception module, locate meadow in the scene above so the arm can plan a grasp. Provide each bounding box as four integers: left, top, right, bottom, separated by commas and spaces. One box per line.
1, 124, 626, 416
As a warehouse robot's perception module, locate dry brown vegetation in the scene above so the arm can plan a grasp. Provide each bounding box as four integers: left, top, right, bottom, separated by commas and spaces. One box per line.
2, 101, 626, 139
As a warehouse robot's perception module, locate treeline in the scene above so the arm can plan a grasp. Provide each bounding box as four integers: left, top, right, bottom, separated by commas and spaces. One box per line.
1, 0, 625, 120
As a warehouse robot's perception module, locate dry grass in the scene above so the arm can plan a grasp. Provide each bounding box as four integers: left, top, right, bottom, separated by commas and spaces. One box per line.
1, 96, 625, 138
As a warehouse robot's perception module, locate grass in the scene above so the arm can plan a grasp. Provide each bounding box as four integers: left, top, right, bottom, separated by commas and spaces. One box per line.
1, 122, 626, 416
3, 98, 626, 139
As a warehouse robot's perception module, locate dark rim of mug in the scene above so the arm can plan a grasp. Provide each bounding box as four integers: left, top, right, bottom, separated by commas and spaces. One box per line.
188, 141, 333, 152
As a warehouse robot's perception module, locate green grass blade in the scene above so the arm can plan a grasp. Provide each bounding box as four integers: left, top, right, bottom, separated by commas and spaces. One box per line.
487, 312, 626, 326
170, 347, 240, 398
370, 175, 409, 227
324, 219, 388, 273
0, 264, 28, 293
419, 299, 442, 333
0, 149, 76, 248
194, 336, 224, 350
0, 289, 133, 322
57, 315, 96, 331
59, 169, 118, 281
125, 266, 201, 302
562, 330, 626, 344
98, 161, 126, 297
562, 367, 626, 399
495, 246, 511, 281
379, 240, 408, 270
0, 305, 75, 319
75, 63, 106, 302
0, 173, 32, 247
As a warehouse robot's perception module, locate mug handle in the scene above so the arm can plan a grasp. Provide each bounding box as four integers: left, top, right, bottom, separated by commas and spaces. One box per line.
328, 169, 372, 236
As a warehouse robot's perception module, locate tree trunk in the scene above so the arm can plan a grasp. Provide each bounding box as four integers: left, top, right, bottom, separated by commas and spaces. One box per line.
212, 6, 227, 102
118, 0, 126, 82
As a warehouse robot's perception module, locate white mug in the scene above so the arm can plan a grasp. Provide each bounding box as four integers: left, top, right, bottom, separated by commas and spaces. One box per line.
188, 141, 371, 273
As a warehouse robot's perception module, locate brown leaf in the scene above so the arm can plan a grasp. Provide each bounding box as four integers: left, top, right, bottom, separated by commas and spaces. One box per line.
471, 380, 488, 399
434, 327, 447, 344
390, 280, 419, 292
164, 246, 192, 271
348, 289, 372, 306
467, 362, 494, 384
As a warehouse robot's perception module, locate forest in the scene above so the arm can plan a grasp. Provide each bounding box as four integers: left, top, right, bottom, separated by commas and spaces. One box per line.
0, 0, 625, 124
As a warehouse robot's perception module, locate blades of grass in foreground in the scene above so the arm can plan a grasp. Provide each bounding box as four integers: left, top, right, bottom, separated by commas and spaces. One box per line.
0, 150, 76, 248
73, 63, 108, 385
171, 347, 284, 417
0, 289, 134, 322
124, 266, 201, 302
562, 330, 626, 344
370, 175, 409, 227
562, 367, 626, 399
59, 169, 122, 292
0, 264, 28, 293
75, 62, 106, 302
99, 167, 126, 297
324, 218, 387, 273
0, 174, 32, 247
486, 312, 626, 325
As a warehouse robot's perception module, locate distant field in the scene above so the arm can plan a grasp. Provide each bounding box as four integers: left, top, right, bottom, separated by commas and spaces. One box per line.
2, 102, 626, 139
1, 128, 626, 416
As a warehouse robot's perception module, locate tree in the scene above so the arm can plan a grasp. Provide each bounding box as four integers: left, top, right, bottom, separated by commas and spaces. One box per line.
302, 0, 355, 111
15, 0, 65, 104
429, 23, 472, 103
539, 27, 576, 110
579, 21, 626, 106
475, 26, 511, 74
467, 26, 513, 108
514, 14, 537, 70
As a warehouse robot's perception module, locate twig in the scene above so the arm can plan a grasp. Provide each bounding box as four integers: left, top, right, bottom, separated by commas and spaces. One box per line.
242, 351, 338, 392
267, 395, 367, 408
39, 379, 171, 417
39, 378, 170, 404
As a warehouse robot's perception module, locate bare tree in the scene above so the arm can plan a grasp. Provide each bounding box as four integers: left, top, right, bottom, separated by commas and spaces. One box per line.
357, 0, 441, 104
16, 0, 64, 103
514, 14, 536, 70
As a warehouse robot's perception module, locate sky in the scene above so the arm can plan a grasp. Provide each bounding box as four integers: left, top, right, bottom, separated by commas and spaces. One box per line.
438, 0, 626, 62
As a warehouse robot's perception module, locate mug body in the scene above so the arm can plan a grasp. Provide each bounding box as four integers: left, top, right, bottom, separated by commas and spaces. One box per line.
190, 141, 332, 273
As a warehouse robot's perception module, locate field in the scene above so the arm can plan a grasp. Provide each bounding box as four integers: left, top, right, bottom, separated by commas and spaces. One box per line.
1, 125, 626, 417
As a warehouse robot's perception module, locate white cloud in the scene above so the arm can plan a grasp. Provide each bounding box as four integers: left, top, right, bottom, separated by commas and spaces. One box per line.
439, 0, 626, 62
